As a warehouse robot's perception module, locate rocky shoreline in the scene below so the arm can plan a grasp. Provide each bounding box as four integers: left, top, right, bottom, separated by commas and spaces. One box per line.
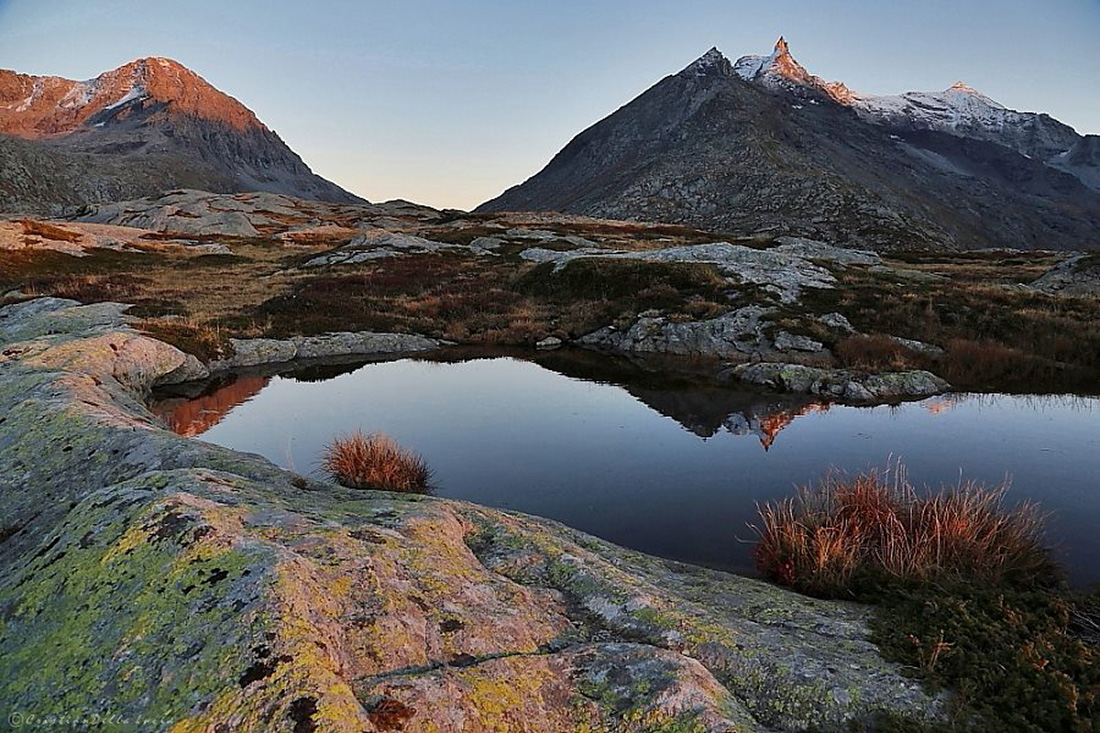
0, 297, 942, 730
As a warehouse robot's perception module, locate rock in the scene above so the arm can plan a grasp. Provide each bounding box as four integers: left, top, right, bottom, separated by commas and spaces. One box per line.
773, 331, 825, 353
469, 235, 507, 251
889, 336, 945, 358
772, 236, 881, 266
536, 336, 563, 350
78, 191, 262, 237
731, 362, 951, 402
819, 312, 856, 333
303, 230, 489, 267
521, 239, 869, 304
206, 332, 445, 372
1031, 254, 1100, 298
579, 306, 775, 358
579, 306, 829, 360
214, 337, 299, 369
0, 297, 945, 731
156, 352, 211, 385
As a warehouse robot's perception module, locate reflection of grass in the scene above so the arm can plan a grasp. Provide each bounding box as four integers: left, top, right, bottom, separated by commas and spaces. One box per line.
322, 431, 432, 493
754, 466, 1100, 730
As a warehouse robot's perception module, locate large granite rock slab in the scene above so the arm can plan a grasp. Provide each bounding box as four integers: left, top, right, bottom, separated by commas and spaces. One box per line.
521, 238, 881, 304
0, 297, 942, 731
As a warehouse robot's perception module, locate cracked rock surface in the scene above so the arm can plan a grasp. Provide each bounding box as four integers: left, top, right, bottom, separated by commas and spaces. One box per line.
0, 297, 940, 731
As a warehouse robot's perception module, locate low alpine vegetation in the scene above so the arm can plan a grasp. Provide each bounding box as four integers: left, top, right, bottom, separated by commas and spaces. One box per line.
752, 465, 1054, 596
754, 465, 1099, 730
321, 430, 432, 493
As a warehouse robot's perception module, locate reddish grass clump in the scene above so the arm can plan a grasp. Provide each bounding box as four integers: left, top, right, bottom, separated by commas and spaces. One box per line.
752, 464, 1055, 597
321, 431, 432, 493
20, 219, 82, 243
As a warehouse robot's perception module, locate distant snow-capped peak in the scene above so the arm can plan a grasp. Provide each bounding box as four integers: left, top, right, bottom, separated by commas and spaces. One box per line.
726, 38, 1079, 159
733, 37, 813, 85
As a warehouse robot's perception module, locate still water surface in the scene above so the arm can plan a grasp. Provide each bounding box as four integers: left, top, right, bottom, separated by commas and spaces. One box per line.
151, 353, 1100, 584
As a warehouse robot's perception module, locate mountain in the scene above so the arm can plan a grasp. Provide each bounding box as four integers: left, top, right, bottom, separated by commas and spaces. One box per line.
0, 58, 361, 212
479, 39, 1100, 251
734, 38, 1084, 164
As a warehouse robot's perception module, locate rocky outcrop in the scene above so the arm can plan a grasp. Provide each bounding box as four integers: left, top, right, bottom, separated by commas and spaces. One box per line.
579, 306, 827, 360
1030, 254, 1100, 298
729, 362, 951, 402
0, 297, 942, 730
0, 299, 448, 387
303, 230, 487, 267
521, 237, 877, 304
197, 331, 445, 377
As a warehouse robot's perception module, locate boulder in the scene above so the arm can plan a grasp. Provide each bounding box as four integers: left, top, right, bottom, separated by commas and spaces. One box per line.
536, 336, 563, 350
205, 332, 445, 372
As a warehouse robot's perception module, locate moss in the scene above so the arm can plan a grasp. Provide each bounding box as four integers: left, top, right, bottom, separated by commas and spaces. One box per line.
865, 581, 1099, 732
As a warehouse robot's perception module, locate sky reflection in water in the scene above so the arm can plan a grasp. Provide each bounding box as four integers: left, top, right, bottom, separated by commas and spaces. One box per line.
152, 356, 1100, 584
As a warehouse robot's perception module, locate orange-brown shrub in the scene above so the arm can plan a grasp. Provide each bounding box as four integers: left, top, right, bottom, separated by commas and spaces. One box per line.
835, 334, 924, 371
322, 431, 432, 493
752, 465, 1054, 597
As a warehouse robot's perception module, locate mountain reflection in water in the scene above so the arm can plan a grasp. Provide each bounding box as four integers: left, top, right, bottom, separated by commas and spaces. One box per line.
150, 374, 271, 436
148, 351, 1100, 584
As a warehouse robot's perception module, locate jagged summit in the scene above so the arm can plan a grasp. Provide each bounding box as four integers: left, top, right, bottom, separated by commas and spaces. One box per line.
733, 37, 815, 88
729, 38, 1079, 161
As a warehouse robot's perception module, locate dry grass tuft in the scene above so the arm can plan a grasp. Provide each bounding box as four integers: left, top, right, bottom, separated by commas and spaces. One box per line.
752, 464, 1055, 596
20, 219, 82, 243
322, 431, 432, 493
835, 334, 925, 371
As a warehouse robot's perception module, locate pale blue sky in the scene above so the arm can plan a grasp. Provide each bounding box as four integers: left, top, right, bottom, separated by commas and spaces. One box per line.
1, 0, 1097, 209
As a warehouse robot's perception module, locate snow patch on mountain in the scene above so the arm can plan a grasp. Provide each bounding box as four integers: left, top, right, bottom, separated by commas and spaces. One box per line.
731, 38, 1084, 162
103, 84, 148, 111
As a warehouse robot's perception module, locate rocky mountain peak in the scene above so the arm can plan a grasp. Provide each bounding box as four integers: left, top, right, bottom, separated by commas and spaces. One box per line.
0, 57, 363, 208
0, 57, 264, 139
680, 47, 733, 78
733, 37, 815, 88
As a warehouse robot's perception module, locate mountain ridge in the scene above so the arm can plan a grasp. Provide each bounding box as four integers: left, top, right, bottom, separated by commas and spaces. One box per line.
0, 57, 362, 212
478, 40, 1100, 251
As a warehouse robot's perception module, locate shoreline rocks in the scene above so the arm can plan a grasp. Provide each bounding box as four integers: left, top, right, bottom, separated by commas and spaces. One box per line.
578, 306, 831, 361
0, 296, 943, 730
729, 362, 951, 402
